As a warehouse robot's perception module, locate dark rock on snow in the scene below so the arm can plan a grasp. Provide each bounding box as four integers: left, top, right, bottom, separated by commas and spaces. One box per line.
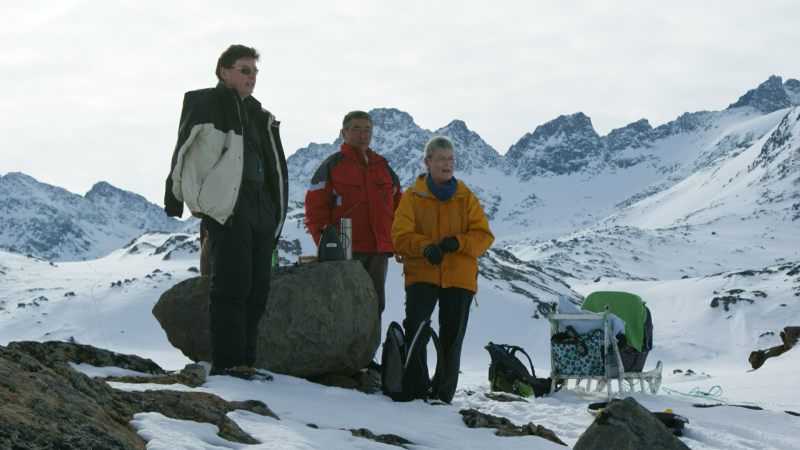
0, 341, 278, 449
348, 428, 414, 448
8, 340, 165, 375
306, 368, 382, 394
153, 260, 381, 378
749, 326, 800, 369
573, 397, 689, 450
106, 363, 207, 388
484, 392, 529, 403
459, 408, 566, 446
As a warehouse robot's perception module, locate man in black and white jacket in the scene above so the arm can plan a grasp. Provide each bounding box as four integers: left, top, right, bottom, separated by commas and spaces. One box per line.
164, 44, 288, 381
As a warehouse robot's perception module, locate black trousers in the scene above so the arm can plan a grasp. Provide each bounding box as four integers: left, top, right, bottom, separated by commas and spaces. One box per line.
403, 283, 473, 403
352, 252, 389, 315
205, 181, 275, 368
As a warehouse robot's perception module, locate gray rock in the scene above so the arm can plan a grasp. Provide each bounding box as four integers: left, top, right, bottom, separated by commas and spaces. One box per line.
153, 261, 381, 377
182, 363, 207, 383
574, 397, 689, 450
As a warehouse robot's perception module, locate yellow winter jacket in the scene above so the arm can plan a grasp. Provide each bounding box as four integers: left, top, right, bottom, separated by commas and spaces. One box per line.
392, 175, 494, 293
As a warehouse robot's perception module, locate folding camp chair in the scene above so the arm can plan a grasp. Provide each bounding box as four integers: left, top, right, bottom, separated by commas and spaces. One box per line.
547, 294, 662, 396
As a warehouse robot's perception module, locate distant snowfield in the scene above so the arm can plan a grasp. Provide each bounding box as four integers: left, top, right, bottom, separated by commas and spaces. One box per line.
2, 228, 799, 449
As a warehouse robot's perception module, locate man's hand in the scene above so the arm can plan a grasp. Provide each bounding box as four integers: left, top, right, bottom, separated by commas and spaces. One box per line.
394, 253, 405, 263
439, 237, 459, 253
423, 244, 444, 265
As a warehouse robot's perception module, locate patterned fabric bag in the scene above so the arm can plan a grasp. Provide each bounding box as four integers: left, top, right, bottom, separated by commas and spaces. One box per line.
551, 326, 605, 376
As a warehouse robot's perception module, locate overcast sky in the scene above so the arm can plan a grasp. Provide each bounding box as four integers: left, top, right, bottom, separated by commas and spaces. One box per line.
2, 0, 800, 206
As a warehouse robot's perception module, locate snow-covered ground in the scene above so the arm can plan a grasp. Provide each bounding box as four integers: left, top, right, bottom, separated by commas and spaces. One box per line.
2, 227, 799, 449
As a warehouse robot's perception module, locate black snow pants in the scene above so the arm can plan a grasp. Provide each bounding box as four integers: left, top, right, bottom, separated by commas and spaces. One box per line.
403, 282, 473, 403
205, 181, 276, 369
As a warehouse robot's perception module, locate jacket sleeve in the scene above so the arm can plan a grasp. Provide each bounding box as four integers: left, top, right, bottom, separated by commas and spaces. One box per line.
455, 191, 494, 257
163, 91, 213, 218
304, 163, 334, 246
391, 192, 433, 257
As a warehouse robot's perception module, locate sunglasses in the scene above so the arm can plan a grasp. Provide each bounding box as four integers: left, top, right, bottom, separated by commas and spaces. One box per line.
229, 66, 259, 75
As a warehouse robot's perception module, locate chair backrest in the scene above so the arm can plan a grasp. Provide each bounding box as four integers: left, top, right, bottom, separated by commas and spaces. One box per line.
581, 291, 647, 352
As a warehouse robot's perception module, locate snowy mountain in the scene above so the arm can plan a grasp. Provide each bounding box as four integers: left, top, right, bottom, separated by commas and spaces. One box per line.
287, 76, 800, 243
4, 76, 796, 264
287, 109, 505, 216
0, 172, 194, 261
510, 105, 800, 282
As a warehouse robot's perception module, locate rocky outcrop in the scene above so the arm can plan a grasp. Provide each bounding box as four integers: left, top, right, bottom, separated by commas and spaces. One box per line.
573, 397, 689, 450
459, 408, 566, 446
749, 326, 800, 369
8, 340, 165, 374
0, 341, 278, 448
153, 260, 381, 377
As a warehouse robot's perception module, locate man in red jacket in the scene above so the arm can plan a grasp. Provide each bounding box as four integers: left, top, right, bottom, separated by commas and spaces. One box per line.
305, 111, 403, 319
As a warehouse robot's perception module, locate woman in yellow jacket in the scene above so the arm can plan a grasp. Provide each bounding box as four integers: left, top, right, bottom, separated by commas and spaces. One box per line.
391, 136, 494, 403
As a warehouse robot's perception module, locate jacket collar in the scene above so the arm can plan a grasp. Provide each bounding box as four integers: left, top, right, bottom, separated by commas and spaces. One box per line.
214, 81, 261, 111
339, 144, 386, 167
411, 173, 467, 199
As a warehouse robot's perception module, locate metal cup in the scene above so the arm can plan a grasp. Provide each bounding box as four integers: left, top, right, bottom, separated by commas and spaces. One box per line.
339, 218, 352, 260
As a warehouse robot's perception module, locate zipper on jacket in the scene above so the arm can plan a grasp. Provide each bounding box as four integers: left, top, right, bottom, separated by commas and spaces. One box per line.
223, 88, 245, 228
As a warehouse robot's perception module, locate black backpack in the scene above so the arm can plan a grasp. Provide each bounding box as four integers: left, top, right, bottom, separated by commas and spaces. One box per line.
485, 342, 551, 398
317, 225, 344, 262
381, 321, 443, 402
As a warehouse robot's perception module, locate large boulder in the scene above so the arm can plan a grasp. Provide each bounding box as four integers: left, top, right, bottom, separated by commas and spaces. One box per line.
153, 260, 381, 377
574, 397, 689, 450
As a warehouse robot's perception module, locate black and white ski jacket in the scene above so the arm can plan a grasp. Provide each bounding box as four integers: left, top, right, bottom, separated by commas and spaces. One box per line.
163, 82, 289, 243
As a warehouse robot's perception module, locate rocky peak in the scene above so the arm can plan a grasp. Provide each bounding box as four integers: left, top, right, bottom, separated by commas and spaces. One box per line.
434, 120, 504, 176
605, 119, 653, 153
506, 112, 603, 179
727, 75, 800, 114
370, 108, 417, 131
785, 79, 800, 104
439, 119, 470, 135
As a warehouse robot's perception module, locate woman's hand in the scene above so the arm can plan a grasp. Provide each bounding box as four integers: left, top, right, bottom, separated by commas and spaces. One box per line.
439, 236, 459, 253
423, 244, 444, 265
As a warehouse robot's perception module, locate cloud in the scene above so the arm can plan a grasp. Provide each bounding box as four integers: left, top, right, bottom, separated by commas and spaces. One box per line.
1, 0, 799, 205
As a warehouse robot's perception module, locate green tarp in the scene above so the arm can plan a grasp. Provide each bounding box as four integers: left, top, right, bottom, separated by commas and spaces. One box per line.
581, 291, 647, 352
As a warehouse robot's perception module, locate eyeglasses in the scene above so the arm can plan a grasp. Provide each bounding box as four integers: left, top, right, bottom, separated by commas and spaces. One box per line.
347, 128, 372, 135
229, 66, 259, 75
432, 157, 456, 164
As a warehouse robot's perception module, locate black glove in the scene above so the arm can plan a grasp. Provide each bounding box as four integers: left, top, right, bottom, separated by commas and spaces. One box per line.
439, 236, 459, 253
423, 244, 444, 265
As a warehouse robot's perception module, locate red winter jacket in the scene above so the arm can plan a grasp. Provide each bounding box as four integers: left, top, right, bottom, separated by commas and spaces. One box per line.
305, 145, 403, 253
